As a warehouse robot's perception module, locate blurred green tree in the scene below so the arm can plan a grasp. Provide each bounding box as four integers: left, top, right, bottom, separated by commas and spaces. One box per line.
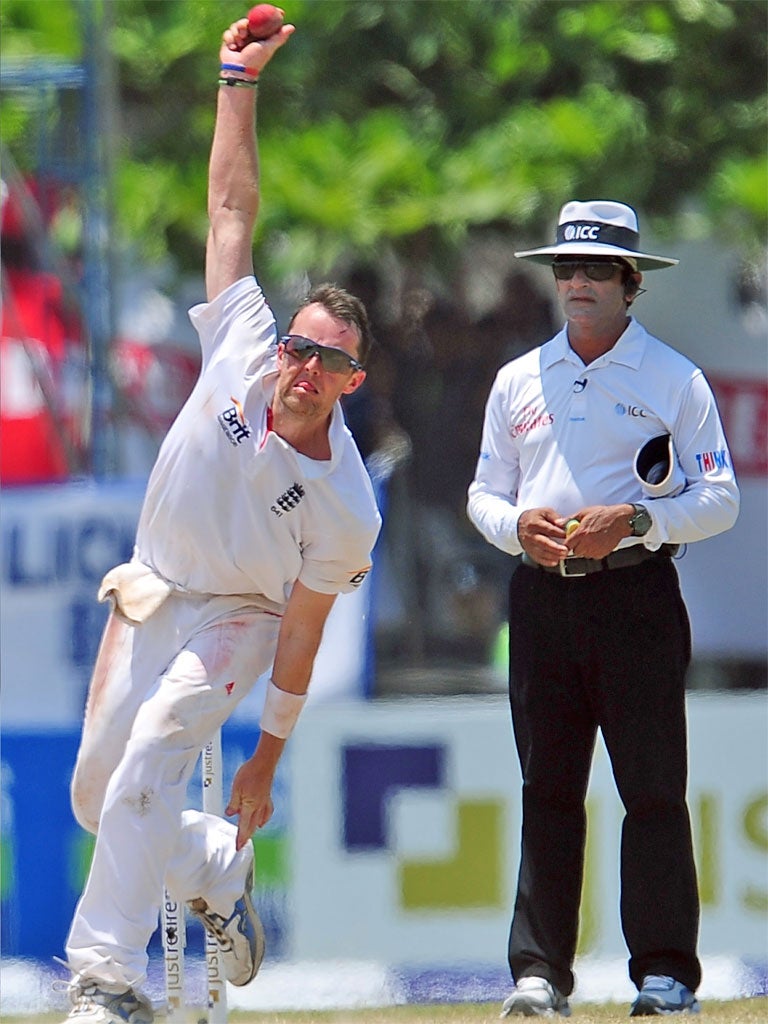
1, 0, 765, 279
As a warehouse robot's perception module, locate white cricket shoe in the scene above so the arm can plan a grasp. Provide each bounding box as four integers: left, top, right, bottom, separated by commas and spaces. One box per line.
501, 976, 572, 1017
188, 861, 266, 986
61, 977, 154, 1023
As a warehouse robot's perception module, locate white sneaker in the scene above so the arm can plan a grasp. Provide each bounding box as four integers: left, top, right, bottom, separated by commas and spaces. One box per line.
61, 977, 154, 1023
501, 976, 572, 1018
188, 861, 266, 986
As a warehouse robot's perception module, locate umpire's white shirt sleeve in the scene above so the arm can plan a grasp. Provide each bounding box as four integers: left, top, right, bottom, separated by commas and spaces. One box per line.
467, 377, 525, 556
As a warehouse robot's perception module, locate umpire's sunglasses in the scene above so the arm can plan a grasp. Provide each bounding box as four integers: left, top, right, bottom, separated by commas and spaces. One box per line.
280, 335, 363, 374
552, 260, 625, 282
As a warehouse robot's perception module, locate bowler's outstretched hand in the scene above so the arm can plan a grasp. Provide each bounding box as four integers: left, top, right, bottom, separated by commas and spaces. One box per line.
221, 13, 294, 73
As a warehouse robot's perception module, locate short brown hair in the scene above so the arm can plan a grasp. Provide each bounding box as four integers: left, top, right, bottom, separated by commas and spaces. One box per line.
289, 283, 374, 366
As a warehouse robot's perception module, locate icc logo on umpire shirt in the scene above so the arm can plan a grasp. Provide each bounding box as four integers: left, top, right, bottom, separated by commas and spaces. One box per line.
614, 403, 647, 417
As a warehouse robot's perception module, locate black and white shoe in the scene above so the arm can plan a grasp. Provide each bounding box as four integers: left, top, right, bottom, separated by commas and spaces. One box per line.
189, 863, 266, 986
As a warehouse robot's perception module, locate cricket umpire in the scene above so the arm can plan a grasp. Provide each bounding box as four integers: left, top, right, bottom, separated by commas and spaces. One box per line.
58, 13, 380, 1021
467, 200, 739, 1017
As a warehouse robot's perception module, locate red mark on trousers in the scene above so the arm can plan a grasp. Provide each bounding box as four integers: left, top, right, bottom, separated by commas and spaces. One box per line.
86, 614, 130, 723
225, 681, 236, 695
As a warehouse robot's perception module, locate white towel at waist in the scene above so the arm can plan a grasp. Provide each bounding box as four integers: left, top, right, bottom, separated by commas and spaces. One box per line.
98, 561, 175, 626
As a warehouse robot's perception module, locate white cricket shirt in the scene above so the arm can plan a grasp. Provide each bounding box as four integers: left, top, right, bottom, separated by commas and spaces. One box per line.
134, 277, 381, 607
467, 317, 739, 555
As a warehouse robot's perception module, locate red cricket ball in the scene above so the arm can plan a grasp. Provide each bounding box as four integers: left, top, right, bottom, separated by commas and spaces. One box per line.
247, 4, 285, 40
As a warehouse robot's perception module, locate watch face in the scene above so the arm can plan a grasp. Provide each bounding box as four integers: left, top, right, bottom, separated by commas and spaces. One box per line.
630, 505, 652, 536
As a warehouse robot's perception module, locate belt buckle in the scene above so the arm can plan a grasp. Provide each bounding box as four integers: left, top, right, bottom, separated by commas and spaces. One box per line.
559, 557, 588, 578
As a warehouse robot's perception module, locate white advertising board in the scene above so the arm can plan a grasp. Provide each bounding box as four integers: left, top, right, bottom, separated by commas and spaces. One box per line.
290, 695, 768, 965
1, 480, 141, 727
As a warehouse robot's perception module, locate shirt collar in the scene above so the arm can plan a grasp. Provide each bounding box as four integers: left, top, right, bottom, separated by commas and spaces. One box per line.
542, 317, 646, 371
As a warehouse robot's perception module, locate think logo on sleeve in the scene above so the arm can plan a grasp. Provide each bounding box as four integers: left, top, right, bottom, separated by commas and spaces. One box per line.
695, 449, 730, 473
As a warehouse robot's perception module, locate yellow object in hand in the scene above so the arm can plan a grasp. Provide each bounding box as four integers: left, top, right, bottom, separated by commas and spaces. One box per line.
565, 519, 580, 537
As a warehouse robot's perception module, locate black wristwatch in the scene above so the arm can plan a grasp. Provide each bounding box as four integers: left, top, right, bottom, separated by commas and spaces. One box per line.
628, 503, 652, 537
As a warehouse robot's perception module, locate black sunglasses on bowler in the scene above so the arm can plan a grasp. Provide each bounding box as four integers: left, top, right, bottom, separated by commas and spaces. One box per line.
280, 334, 363, 374
552, 259, 626, 282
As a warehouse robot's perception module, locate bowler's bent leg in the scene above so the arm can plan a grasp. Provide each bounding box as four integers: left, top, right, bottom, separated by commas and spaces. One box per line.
65, 608, 277, 989
70, 612, 174, 835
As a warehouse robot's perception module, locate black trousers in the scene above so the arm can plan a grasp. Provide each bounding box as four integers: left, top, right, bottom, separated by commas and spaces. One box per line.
507, 556, 701, 996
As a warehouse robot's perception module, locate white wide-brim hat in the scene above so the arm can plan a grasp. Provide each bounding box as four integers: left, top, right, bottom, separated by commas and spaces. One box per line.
515, 200, 678, 270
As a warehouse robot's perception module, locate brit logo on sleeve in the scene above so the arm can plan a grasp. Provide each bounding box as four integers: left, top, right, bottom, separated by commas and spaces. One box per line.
218, 397, 252, 446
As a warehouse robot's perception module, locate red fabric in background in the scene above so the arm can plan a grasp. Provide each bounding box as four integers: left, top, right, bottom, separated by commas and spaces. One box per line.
1, 267, 83, 483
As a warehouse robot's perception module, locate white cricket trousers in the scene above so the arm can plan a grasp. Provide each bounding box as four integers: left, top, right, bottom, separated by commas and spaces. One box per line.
65, 591, 281, 991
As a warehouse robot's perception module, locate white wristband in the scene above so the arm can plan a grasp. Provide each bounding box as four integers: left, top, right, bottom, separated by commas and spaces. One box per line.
260, 679, 308, 739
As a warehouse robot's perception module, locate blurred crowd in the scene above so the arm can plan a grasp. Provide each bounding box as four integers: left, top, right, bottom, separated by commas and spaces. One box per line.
0, 174, 89, 483
0, 171, 202, 484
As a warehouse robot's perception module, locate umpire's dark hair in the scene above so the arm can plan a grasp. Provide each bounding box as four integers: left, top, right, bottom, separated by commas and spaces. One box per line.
617, 259, 643, 306
289, 283, 374, 367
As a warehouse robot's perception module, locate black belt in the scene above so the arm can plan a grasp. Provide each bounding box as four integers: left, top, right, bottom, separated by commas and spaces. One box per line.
521, 544, 679, 578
